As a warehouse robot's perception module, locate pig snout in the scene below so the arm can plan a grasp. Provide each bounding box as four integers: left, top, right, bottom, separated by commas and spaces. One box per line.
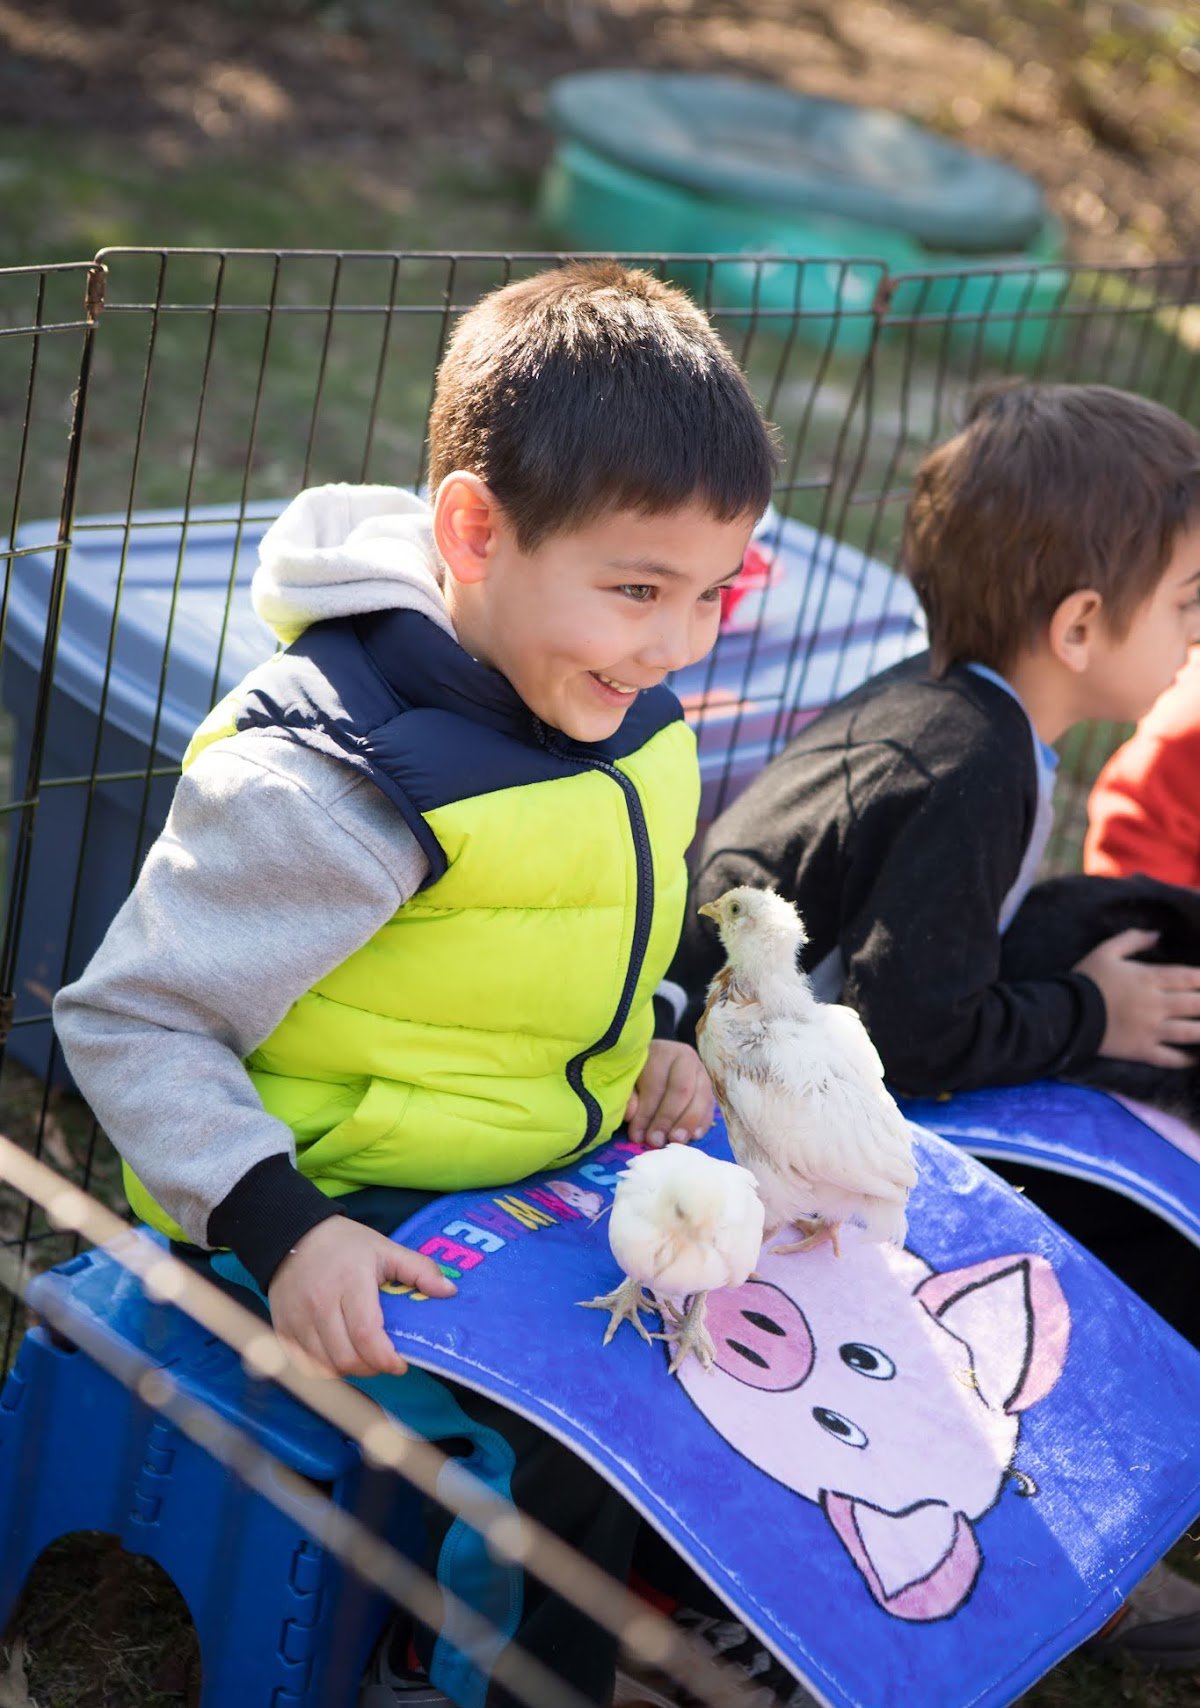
705, 1280, 816, 1391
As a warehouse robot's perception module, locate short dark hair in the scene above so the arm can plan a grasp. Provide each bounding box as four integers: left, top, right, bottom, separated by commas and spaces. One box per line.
901, 382, 1200, 675
427, 262, 778, 548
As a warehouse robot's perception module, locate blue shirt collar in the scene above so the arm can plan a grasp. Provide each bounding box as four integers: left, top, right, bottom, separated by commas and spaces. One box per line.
964, 661, 1059, 774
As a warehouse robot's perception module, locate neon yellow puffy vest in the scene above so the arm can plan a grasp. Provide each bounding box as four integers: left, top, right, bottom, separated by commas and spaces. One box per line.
125, 609, 699, 1236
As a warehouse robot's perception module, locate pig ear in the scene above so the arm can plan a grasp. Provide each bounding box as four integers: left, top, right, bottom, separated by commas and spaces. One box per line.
822, 1493, 981, 1621
914, 1255, 1070, 1413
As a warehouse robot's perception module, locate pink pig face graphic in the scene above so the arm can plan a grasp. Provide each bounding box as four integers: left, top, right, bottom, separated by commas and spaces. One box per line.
673, 1231, 1070, 1621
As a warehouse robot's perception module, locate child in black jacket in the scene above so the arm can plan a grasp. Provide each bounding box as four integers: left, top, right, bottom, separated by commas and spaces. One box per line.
676, 384, 1200, 1098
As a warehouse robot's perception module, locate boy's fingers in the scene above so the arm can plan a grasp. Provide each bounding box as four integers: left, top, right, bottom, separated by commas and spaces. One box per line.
647, 1061, 697, 1143
1112, 928, 1162, 957
340, 1300, 408, 1377
304, 1319, 359, 1380
1160, 1016, 1200, 1045
1158, 968, 1200, 995
634, 1077, 672, 1144
662, 1079, 715, 1143
383, 1246, 458, 1298
679, 1089, 716, 1140
274, 1327, 336, 1382
669, 1058, 717, 1141
627, 1085, 656, 1142
316, 1309, 377, 1378
1149, 1042, 1196, 1069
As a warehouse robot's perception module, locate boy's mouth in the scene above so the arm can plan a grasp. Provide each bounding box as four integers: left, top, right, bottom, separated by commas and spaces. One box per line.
589, 671, 642, 702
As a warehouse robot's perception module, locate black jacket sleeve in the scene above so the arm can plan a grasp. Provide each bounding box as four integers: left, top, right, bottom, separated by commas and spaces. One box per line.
838, 764, 1107, 1095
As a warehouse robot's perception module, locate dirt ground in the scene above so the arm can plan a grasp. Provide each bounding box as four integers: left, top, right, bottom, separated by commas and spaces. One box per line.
1, 0, 1199, 267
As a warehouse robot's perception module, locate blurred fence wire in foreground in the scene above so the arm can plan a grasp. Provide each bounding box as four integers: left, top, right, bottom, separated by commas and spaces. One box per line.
0, 1132, 769, 1708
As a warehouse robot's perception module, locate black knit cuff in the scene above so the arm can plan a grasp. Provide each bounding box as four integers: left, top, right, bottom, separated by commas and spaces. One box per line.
1060, 971, 1109, 1069
206, 1154, 343, 1293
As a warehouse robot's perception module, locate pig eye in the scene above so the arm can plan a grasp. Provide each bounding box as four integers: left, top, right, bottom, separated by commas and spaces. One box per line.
813, 1406, 868, 1449
838, 1342, 895, 1380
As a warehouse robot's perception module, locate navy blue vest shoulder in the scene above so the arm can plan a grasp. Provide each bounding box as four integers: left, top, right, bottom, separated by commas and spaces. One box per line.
234, 609, 687, 881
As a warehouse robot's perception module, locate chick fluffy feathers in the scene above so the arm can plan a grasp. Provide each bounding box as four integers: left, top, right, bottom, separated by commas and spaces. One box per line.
579, 1143, 765, 1370
608, 1142, 765, 1297
697, 885, 917, 1246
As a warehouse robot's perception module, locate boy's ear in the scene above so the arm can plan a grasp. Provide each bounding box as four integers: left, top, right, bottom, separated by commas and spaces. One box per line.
1047, 587, 1104, 674
433, 472, 506, 585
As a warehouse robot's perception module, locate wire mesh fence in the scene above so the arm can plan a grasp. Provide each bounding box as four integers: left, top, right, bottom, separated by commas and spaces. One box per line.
0, 245, 1197, 1705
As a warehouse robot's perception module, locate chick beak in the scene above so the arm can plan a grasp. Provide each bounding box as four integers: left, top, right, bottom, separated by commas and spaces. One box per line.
697, 900, 723, 923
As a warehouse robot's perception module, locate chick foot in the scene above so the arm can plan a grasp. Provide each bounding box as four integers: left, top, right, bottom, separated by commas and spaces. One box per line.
654, 1292, 716, 1374
770, 1215, 842, 1257
578, 1275, 658, 1345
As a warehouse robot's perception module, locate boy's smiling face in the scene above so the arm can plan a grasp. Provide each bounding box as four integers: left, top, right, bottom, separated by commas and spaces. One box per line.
1086, 515, 1200, 723
438, 479, 757, 742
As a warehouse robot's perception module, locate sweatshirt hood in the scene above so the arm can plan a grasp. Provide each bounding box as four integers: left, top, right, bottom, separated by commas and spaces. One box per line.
252, 483, 455, 645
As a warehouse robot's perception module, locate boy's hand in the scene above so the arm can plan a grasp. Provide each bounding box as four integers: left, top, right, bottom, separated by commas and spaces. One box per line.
626, 1039, 716, 1148
1075, 929, 1200, 1068
267, 1216, 456, 1379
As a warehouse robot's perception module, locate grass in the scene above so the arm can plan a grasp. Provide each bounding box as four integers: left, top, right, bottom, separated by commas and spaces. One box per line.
0, 124, 541, 264
4, 1537, 200, 1708
0, 125, 544, 529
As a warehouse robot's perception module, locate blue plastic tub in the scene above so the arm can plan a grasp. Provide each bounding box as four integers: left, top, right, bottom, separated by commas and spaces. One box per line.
1, 503, 924, 1082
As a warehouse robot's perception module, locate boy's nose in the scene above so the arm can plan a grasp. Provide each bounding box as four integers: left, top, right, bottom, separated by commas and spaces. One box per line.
640, 615, 702, 673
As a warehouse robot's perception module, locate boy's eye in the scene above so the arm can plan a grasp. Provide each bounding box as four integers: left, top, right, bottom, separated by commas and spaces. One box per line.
618, 584, 657, 603
700, 586, 725, 604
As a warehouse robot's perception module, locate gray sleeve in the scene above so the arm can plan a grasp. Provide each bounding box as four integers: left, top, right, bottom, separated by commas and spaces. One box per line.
53, 734, 429, 1247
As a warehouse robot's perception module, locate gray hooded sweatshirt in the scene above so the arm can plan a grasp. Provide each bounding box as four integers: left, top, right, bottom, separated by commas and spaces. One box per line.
54, 486, 452, 1272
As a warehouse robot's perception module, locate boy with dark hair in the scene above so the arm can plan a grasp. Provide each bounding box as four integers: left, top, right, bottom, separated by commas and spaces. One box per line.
677, 382, 1200, 1098
672, 380, 1200, 1670
55, 261, 778, 1707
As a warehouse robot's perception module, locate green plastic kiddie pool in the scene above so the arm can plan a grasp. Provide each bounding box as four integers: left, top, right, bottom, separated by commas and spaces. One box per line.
540, 72, 1067, 364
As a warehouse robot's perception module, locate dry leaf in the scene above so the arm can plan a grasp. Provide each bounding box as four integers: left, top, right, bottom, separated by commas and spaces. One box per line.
0, 1637, 37, 1708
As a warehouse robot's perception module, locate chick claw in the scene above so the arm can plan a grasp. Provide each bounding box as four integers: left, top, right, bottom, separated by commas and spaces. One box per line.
578, 1275, 658, 1345
654, 1293, 717, 1375
769, 1215, 842, 1258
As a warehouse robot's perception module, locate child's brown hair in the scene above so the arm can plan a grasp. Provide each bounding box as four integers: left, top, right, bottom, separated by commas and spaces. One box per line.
428, 261, 777, 549
901, 382, 1200, 675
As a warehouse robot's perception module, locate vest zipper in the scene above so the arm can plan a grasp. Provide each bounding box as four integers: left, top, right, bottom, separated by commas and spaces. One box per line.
531, 719, 656, 1159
